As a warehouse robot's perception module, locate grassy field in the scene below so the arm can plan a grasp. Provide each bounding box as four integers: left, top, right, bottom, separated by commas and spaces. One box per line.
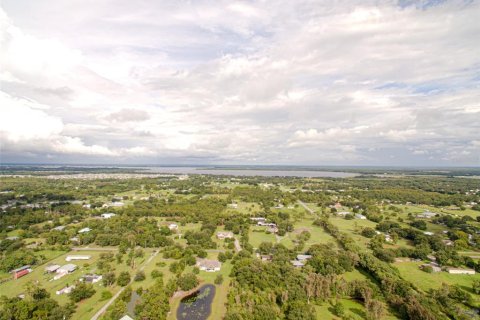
249, 227, 276, 248
0, 248, 153, 320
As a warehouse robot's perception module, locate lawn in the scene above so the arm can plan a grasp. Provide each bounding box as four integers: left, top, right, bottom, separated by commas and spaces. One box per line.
248, 227, 276, 248
394, 261, 480, 305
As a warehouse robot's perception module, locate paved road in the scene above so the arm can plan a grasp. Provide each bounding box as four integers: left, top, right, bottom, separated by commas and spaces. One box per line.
91, 250, 159, 320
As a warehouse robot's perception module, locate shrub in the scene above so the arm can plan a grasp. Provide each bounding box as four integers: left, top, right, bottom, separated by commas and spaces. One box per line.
177, 273, 199, 291
214, 274, 224, 285
69, 283, 96, 303
100, 290, 112, 301
134, 271, 146, 282
117, 271, 131, 286
151, 269, 163, 279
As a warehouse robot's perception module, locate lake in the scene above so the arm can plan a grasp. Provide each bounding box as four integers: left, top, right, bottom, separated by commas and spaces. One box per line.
143, 166, 358, 178
176, 284, 216, 320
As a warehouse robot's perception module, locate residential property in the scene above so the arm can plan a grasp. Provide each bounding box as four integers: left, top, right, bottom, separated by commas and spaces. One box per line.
250, 217, 266, 222
196, 259, 221, 272
423, 231, 434, 236
291, 260, 305, 267
442, 239, 454, 246
54, 264, 77, 280
217, 231, 234, 239
81, 274, 103, 284
11, 265, 32, 280
260, 254, 273, 261
168, 223, 178, 230
66, 255, 91, 262
447, 268, 475, 275
337, 211, 351, 216
53, 226, 65, 231
78, 227, 91, 234
296, 254, 312, 261
44, 264, 61, 273
355, 214, 367, 220
56, 285, 75, 295
416, 211, 437, 219
101, 213, 116, 219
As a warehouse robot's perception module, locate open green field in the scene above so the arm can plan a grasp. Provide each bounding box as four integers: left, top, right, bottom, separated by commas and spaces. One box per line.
394, 261, 480, 305
248, 227, 276, 248
0, 249, 153, 320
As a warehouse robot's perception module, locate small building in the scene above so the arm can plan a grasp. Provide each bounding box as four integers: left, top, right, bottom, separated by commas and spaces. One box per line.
355, 214, 367, 220
168, 223, 178, 231
53, 226, 65, 231
56, 285, 75, 295
82, 204, 91, 209
416, 211, 437, 219
420, 263, 441, 273
55, 263, 77, 280
69, 237, 80, 243
291, 260, 305, 268
196, 259, 221, 272
227, 203, 238, 209
45, 264, 61, 273
11, 265, 32, 280
217, 231, 234, 239
101, 213, 116, 219
250, 217, 266, 222
81, 274, 103, 284
78, 227, 91, 234
297, 254, 312, 261
66, 255, 91, 262
337, 211, 351, 216
423, 231, 434, 236
442, 239, 453, 246
447, 268, 475, 275
260, 254, 273, 261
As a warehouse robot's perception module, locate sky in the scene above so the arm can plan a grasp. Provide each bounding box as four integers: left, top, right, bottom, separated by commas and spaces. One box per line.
0, 0, 479, 166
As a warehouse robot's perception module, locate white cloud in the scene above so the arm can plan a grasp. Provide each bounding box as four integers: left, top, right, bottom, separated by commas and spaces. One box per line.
0, 1, 479, 165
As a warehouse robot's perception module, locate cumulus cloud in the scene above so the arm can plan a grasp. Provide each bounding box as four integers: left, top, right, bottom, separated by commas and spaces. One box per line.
0, 1, 479, 165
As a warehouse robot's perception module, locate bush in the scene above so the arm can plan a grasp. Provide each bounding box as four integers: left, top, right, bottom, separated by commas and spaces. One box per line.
422, 265, 433, 273
151, 269, 163, 279
134, 271, 146, 282
100, 290, 112, 301
102, 272, 116, 286
69, 283, 96, 303
332, 302, 345, 317
361, 227, 376, 238
117, 271, 131, 286
177, 273, 199, 291
214, 274, 224, 285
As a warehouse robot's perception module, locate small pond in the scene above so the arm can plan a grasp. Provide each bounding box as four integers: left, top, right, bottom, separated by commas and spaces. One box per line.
176, 284, 216, 320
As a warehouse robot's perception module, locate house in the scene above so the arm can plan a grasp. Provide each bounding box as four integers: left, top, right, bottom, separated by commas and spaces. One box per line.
69, 237, 80, 243
442, 239, 453, 246
81, 274, 103, 284
196, 259, 221, 272
66, 255, 91, 262
355, 214, 367, 220
416, 211, 437, 219
101, 213, 116, 219
423, 231, 434, 236
337, 211, 351, 216
447, 268, 475, 275
258, 222, 277, 227
420, 263, 441, 273
54, 264, 77, 280
250, 217, 266, 222
82, 204, 91, 209
11, 265, 32, 279
260, 254, 273, 261
44, 264, 61, 273
297, 254, 312, 261
56, 285, 75, 295
168, 223, 178, 231
53, 226, 65, 231
291, 260, 305, 267
78, 227, 91, 234
217, 231, 234, 239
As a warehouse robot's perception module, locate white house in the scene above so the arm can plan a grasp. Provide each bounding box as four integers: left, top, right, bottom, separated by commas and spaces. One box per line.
81, 274, 103, 284
78, 227, 91, 234
168, 223, 178, 231
297, 254, 312, 261
54, 264, 77, 280
423, 231, 434, 236
44, 264, 61, 273
447, 268, 475, 275
66, 255, 91, 262
101, 213, 116, 219
355, 214, 367, 220
217, 231, 234, 239
196, 259, 221, 272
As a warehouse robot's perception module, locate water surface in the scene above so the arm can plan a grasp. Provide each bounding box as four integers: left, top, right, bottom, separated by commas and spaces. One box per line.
176, 284, 216, 320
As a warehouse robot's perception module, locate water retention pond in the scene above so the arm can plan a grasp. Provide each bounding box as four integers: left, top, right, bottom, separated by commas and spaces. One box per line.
176, 284, 216, 320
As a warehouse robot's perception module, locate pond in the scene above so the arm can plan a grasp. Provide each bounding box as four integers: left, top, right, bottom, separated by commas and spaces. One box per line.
176, 284, 216, 320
